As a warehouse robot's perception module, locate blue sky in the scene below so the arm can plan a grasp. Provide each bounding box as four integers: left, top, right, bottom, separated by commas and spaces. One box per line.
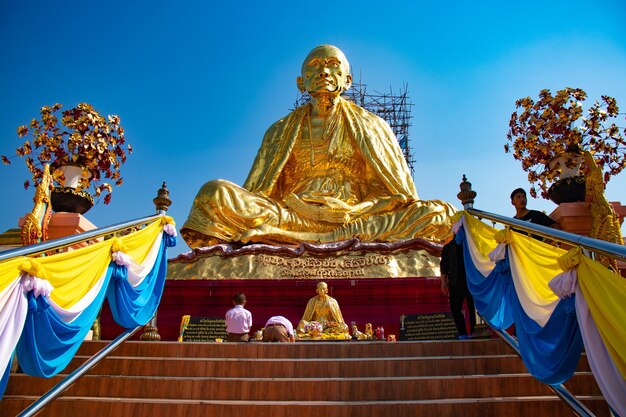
1, 1, 625, 256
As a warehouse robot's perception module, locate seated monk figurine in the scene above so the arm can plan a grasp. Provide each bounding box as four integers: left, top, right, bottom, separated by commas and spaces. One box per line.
180, 44, 455, 247
297, 282, 350, 339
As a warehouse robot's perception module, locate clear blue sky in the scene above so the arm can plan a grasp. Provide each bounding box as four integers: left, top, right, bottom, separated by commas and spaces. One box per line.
1, 1, 625, 256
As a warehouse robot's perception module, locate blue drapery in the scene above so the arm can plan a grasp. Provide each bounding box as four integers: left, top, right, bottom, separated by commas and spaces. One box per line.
457, 226, 583, 385
0, 355, 11, 397
16, 278, 108, 377
12, 234, 175, 381
107, 234, 172, 328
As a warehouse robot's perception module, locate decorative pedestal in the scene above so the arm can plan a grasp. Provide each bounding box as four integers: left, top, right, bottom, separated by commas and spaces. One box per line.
101, 238, 453, 341
550, 201, 626, 276
18, 212, 99, 250
167, 238, 443, 280
549, 201, 626, 236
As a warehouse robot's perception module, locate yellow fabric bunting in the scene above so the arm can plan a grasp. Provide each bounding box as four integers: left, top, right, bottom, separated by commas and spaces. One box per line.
18, 258, 48, 280
494, 228, 512, 245
110, 237, 128, 254
0, 218, 165, 309
578, 257, 626, 379
558, 248, 582, 272
463, 211, 625, 380
462, 213, 499, 259
450, 212, 464, 224
161, 216, 176, 226
508, 232, 564, 302
0, 257, 26, 293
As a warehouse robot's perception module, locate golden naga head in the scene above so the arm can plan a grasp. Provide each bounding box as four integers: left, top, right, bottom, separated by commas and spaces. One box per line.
297, 45, 353, 97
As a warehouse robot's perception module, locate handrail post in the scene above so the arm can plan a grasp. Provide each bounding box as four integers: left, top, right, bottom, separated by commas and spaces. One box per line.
140, 182, 172, 342
457, 174, 477, 210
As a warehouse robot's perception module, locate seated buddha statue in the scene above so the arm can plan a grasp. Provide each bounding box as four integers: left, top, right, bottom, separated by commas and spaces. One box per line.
180, 44, 455, 248
296, 281, 350, 339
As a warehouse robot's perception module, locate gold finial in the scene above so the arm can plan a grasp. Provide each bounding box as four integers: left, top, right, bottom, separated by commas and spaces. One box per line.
457, 174, 477, 209
153, 182, 172, 214
140, 322, 161, 341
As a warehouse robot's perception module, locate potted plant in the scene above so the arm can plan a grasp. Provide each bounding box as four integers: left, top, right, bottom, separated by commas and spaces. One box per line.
2, 103, 132, 213
505, 87, 626, 203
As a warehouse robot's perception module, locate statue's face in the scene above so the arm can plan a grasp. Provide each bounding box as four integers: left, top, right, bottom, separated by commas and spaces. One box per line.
298, 45, 352, 97
316, 282, 328, 296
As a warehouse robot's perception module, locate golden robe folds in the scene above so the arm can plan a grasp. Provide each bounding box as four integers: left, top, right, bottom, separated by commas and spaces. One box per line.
181, 98, 455, 247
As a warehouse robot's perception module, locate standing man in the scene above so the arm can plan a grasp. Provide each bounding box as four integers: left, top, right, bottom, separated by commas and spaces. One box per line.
511, 188, 559, 228
262, 316, 295, 343
440, 236, 476, 339
225, 293, 252, 342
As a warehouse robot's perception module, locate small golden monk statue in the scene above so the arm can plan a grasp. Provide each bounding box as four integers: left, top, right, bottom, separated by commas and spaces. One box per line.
181, 44, 455, 247
297, 281, 350, 340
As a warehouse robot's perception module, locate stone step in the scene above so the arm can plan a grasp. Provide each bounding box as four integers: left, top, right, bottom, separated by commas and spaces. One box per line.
77, 339, 515, 358
0, 395, 610, 417
60, 354, 589, 378
1, 339, 609, 417
4, 372, 602, 400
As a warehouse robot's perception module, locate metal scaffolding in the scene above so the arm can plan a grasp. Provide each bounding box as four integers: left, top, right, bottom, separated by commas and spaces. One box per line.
294, 81, 415, 174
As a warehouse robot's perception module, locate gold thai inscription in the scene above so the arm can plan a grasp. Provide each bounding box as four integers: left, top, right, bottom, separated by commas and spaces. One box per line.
256, 254, 390, 278
167, 247, 441, 280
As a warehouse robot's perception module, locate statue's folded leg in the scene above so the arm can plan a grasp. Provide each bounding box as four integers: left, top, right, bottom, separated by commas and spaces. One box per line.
326, 199, 456, 242
238, 199, 455, 244
237, 223, 326, 245
181, 179, 283, 245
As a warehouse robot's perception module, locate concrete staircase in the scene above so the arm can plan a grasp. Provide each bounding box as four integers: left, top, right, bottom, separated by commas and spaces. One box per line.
0, 339, 609, 417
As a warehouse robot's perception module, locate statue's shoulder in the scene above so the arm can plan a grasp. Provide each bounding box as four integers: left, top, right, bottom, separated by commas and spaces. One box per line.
343, 99, 389, 126
263, 105, 307, 138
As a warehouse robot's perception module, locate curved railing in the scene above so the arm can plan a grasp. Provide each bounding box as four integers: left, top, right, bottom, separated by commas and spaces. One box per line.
0, 213, 163, 262
460, 206, 625, 417
467, 207, 626, 261
1, 209, 174, 417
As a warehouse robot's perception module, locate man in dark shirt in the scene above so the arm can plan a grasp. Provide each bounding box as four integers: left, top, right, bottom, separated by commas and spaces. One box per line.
510, 188, 559, 237
440, 236, 476, 339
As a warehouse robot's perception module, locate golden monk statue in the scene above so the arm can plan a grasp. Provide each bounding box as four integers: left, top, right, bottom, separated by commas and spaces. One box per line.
181, 44, 455, 247
296, 281, 350, 339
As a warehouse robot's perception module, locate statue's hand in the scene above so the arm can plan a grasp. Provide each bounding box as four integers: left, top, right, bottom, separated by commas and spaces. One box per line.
353, 194, 409, 218
300, 192, 373, 214
300, 192, 350, 210
285, 193, 350, 224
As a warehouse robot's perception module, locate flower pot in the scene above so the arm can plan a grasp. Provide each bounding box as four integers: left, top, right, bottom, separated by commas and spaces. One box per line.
50, 164, 94, 214
51, 186, 94, 214
547, 175, 586, 204
54, 164, 90, 188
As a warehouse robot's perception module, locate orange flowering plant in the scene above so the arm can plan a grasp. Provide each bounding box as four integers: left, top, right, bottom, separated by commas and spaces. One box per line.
505, 87, 626, 199
2, 103, 132, 204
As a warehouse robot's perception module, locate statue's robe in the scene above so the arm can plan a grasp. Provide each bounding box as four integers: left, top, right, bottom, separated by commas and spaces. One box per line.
296, 294, 348, 336
181, 98, 455, 247
299, 295, 345, 326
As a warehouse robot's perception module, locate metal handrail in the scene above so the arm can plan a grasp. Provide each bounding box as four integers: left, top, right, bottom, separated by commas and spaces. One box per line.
1, 212, 165, 415
17, 327, 140, 417
467, 207, 626, 261
0, 213, 163, 262
463, 207, 621, 417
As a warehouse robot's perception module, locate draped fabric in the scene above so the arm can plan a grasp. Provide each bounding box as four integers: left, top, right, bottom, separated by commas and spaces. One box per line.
456, 212, 626, 416
0, 217, 176, 398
